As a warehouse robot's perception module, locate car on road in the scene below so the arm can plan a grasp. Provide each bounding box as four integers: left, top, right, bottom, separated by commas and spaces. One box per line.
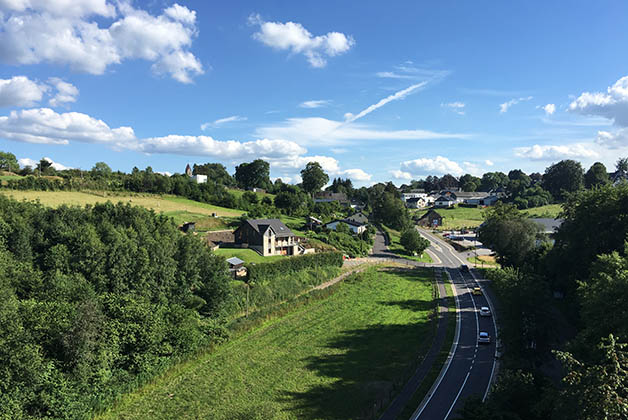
478, 331, 491, 344
479, 306, 491, 317
460, 264, 469, 273
472, 286, 482, 295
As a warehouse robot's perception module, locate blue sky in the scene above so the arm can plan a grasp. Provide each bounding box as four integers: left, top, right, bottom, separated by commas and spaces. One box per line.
1, 1, 627, 185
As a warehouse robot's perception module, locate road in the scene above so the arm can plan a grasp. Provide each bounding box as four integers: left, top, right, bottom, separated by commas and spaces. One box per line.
410, 229, 498, 420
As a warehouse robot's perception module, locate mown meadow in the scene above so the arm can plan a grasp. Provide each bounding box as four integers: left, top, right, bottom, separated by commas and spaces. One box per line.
97, 267, 437, 420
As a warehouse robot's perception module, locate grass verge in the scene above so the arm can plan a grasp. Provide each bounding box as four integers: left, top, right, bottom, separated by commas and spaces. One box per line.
384, 225, 433, 263
214, 247, 286, 264
97, 267, 436, 420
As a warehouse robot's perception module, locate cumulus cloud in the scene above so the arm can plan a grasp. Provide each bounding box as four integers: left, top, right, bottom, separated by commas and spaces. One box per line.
200, 115, 247, 130
249, 14, 354, 68
299, 99, 331, 109
18, 156, 72, 170
390, 169, 413, 180
569, 76, 628, 127
256, 116, 469, 146
442, 101, 465, 115
48, 77, 79, 107
514, 143, 599, 161
0, 76, 48, 107
401, 156, 465, 176
0, 2, 203, 83
541, 103, 556, 115
339, 168, 371, 181
499, 96, 533, 113
596, 128, 628, 149
485, 159, 494, 166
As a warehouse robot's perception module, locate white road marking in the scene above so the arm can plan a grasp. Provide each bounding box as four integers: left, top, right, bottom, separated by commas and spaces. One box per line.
444, 371, 471, 420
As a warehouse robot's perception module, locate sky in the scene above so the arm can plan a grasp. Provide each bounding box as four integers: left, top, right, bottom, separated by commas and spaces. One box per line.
1, 1, 628, 186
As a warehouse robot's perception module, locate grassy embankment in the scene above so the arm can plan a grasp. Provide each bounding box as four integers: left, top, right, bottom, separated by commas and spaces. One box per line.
468, 254, 500, 268
97, 267, 437, 420
414, 204, 563, 230
214, 248, 286, 263
383, 225, 433, 263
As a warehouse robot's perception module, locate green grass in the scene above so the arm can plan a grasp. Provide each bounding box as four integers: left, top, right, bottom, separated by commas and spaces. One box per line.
398, 272, 457, 419
162, 210, 230, 231
522, 203, 563, 219
214, 248, 286, 263
384, 226, 433, 263
228, 187, 275, 201
97, 267, 436, 420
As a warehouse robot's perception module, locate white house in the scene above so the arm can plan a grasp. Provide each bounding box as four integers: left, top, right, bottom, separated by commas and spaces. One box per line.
191, 174, 207, 184
401, 191, 427, 202
326, 219, 367, 235
434, 195, 456, 208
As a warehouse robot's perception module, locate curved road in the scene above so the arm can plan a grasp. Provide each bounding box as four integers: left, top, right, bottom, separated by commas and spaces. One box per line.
410, 229, 498, 420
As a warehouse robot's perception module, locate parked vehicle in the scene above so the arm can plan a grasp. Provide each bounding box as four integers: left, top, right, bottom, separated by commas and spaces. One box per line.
480, 306, 491, 317
478, 331, 491, 344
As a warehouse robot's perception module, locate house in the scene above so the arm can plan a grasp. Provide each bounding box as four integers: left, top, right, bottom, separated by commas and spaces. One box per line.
346, 211, 369, 225
226, 257, 247, 278
305, 215, 323, 230
325, 219, 368, 235
234, 219, 298, 256
185, 164, 192, 177
489, 186, 507, 198
434, 195, 457, 208
532, 218, 564, 245
313, 191, 350, 205
180, 221, 195, 233
406, 196, 432, 209
249, 187, 266, 193
401, 190, 427, 202
417, 209, 443, 227
454, 191, 494, 206
191, 174, 207, 184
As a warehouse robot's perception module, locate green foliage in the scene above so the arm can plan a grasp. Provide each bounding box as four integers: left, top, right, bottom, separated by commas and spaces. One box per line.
192, 162, 236, 187
91, 162, 112, 179
246, 252, 343, 283
0, 151, 19, 172
371, 191, 411, 231
273, 185, 311, 216
400, 228, 429, 255
459, 174, 481, 192
308, 231, 373, 257
543, 159, 584, 201
234, 159, 271, 190
480, 171, 509, 192
478, 203, 541, 267
300, 161, 329, 195
0, 196, 231, 419
584, 162, 610, 189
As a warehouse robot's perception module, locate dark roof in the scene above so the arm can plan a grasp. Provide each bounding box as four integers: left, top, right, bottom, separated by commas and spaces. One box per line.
245, 218, 294, 238
456, 192, 488, 199
531, 218, 564, 234
326, 219, 366, 228
406, 197, 422, 203
436, 195, 456, 201
419, 209, 442, 220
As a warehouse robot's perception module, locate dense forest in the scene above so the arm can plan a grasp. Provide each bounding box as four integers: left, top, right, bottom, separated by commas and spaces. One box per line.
461, 182, 628, 419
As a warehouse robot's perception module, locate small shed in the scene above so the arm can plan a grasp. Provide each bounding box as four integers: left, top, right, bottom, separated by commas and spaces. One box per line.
418, 209, 443, 227
180, 222, 196, 233
226, 256, 247, 278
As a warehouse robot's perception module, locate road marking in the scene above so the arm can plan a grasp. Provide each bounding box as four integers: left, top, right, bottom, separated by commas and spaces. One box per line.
444, 371, 471, 420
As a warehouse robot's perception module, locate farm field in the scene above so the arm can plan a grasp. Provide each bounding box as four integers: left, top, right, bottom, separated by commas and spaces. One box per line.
97, 267, 436, 420
214, 247, 286, 263
0, 190, 244, 217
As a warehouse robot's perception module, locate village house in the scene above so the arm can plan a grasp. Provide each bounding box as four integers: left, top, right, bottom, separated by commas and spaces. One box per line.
325, 219, 368, 235
417, 209, 443, 227
434, 195, 457, 208
346, 211, 369, 225
313, 191, 350, 206
234, 218, 298, 256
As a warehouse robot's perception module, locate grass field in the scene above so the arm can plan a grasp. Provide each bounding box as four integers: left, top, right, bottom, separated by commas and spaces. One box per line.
214, 248, 286, 263
384, 226, 433, 263
0, 190, 244, 217
468, 255, 500, 267
228, 187, 275, 201
415, 203, 564, 230
97, 267, 436, 420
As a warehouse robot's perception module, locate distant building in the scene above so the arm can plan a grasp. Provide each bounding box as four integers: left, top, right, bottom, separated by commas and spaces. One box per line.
531, 218, 564, 245
305, 215, 323, 230
234, 219, 298, 256
417, 209, 443, 227
185, 164, 192, 177
346, 211, 369, 225
226, 257, 247, 278
179, 221, 196, 233
435, 195, 456, 208
401, 190, 427, 202
314, 191, 350, 205
325, 219, 367, 235
191, 174, 207, 184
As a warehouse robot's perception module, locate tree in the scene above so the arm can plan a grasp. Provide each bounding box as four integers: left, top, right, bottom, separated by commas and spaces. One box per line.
90, 162, 112, 179
0, 151, 19, 172
617, 157, 628, 175
301, 162, 329, 196
192, 162, 235, 186
273, 186, 310, 216
584, 162, 609, 189
477, 203, 541, 267
440, 174, 459, 189
542, 159, 584, 201
234, 159, 271, 190
400, 228, 429, 255
507, 169, 532, 199
372, 192, 411, 231
479, 172, 509, 192
36, 158, 54, 175
459, 174, 481, 192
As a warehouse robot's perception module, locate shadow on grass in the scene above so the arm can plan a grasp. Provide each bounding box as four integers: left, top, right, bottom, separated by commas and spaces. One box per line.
380, 299, 435, 313
279, 320, 434, 419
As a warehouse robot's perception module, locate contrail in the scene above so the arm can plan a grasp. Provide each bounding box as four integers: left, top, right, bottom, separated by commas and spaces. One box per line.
344, 81, 428, 124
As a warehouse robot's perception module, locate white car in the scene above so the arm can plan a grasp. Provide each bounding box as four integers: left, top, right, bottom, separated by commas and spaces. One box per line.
479, 307, 491, 317
478, 331, 491, 344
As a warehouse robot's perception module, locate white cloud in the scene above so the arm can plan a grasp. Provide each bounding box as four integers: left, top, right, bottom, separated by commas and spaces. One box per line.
48, 77, 79, 107
401, 156, 465, 176
499, 96, 533, 113
462, 161, 483, 177
0, 108, 135, 144
269, 155, 340, 173
542, 103, 556, 115
596, 128, 628, 149
442, 101, 465, 115
514, 143, 599, 161
256, 116, 469, 146
0, 2, 203, 83
201, 115, 247, 130
156, 170, 172, 176
485, 159, 494, 166
339, 168, 371, 181
299, 99, 331, 109
345, 82, 427, 124
0, 76, 48, 107
249, 14, 354, 68
376, 64, 451, 82
390, 169, 413, 180
18, 156, 72, 170
569, 76, 628, 127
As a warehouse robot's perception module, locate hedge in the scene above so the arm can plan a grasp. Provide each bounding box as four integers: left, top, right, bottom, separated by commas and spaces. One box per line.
246, 251, 343, 283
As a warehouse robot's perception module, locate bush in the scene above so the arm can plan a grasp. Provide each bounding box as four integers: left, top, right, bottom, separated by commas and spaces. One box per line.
246, 251, 343, 283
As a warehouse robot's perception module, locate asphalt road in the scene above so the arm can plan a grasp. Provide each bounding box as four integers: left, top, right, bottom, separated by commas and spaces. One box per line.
410, 229, 498, 420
